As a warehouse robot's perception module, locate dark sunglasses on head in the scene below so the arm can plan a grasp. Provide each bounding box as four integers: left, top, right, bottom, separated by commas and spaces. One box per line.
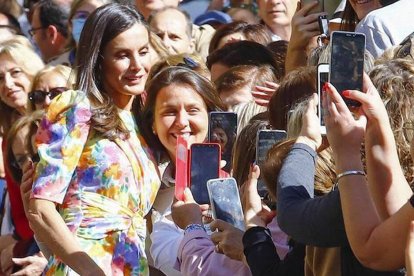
29, 87, 67, 104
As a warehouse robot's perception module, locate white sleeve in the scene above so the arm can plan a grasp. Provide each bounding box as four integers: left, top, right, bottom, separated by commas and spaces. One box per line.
150, 212, 183, 276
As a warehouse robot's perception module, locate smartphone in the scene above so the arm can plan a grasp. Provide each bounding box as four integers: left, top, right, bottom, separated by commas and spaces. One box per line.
256, 129, 287, 199
208, 112, 237, 173
317, 63, 329, 135
189, 143, 221, 204
329, 31, 366, 107
175, 136, 188, 201
301, 0, 324, 14
318, 14, 329, 38
207, 177, 245, 231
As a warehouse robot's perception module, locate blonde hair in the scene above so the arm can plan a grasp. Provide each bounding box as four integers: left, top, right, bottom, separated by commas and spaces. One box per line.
0, 40, 44, 135
3, 35, 33, 49
370, 58, 414, 184
286, 98, 309, 138
32, 65, 73, 91
28, 65, 75, 111
0, 40, 44, 78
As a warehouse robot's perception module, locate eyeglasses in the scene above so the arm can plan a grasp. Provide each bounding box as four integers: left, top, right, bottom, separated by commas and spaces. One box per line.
28, 26, 46, 37
29, 87, 67, 104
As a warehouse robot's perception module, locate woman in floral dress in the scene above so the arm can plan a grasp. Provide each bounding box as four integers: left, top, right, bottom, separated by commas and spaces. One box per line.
26, 4, 160, 275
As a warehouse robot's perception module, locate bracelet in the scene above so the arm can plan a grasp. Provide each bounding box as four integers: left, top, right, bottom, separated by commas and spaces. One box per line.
333, 170, 366, 190
184, 223, 206, 234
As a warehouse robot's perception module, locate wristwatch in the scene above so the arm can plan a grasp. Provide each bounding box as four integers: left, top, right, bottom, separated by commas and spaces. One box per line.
184, 223, 205, 234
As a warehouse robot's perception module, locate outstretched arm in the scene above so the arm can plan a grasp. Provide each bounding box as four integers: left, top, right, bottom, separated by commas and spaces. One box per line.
345, 74, 411, 218
324, 79, 413, 270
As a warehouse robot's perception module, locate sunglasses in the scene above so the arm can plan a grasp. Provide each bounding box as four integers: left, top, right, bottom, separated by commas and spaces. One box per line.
29, 87, 67, 104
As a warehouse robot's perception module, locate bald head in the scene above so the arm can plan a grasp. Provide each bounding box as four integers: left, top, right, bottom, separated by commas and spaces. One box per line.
135, 0, 181, 19
149, 7, 194, 55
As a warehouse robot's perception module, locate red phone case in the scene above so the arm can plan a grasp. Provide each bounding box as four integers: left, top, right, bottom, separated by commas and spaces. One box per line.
175, 136, 188, 201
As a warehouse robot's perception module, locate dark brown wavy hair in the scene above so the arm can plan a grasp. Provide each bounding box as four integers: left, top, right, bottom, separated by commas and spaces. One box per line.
75, 3, 148, 141
139, 67, 225, 162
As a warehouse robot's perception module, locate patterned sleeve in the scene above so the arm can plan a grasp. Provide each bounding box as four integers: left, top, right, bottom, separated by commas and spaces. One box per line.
31, 90, 92, 204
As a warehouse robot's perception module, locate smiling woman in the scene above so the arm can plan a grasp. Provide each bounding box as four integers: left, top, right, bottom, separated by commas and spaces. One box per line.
27, 3, 160, 275
138, 66, 226, 275
0, 40, 44, 275
0, 41, 44, 135
140, 66, 225, 163
101, 23, 151, 109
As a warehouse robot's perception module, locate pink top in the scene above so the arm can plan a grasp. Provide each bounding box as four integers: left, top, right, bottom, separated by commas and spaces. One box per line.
175, 217, 289, 276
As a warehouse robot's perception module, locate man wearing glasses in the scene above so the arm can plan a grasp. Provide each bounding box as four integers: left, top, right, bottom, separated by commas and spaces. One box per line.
29, 0, 70, 65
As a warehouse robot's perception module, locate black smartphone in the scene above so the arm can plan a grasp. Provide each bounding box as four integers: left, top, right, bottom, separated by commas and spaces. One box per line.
189, 143, 221, 204
317, 63, 329, 135
208, 111, 237, 173
207, 177, 245, 231
329, 31, 366, 107
318, 14, 329, 38
255, 129, 287, 200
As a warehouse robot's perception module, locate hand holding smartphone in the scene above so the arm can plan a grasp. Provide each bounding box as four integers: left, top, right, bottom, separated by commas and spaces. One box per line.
255, 129, 287, 201
329, 31, 366, 107
207, 177, 245, 231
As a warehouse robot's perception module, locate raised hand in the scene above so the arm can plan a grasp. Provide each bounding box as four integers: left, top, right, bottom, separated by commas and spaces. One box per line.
241, 165, 275, 229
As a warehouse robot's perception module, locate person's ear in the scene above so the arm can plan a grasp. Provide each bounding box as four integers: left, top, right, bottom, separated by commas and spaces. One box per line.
189, 38, 195, 53
46, 25, 58, 44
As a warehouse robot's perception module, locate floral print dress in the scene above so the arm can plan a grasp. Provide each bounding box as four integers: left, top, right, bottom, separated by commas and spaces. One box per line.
31, 90, 160, 275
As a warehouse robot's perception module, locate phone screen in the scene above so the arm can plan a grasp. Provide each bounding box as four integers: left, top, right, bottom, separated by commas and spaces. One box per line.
190, 143, 220, 204
330, 31, 366, 107
256, 130, 287, 199
207, 178, 245, 231
209, 112, 237, 173
320, 71, 329, 127
318, 64, 329, 128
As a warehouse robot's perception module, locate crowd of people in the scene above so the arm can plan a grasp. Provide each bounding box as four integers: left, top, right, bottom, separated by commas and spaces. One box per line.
0, 0, 414, 275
